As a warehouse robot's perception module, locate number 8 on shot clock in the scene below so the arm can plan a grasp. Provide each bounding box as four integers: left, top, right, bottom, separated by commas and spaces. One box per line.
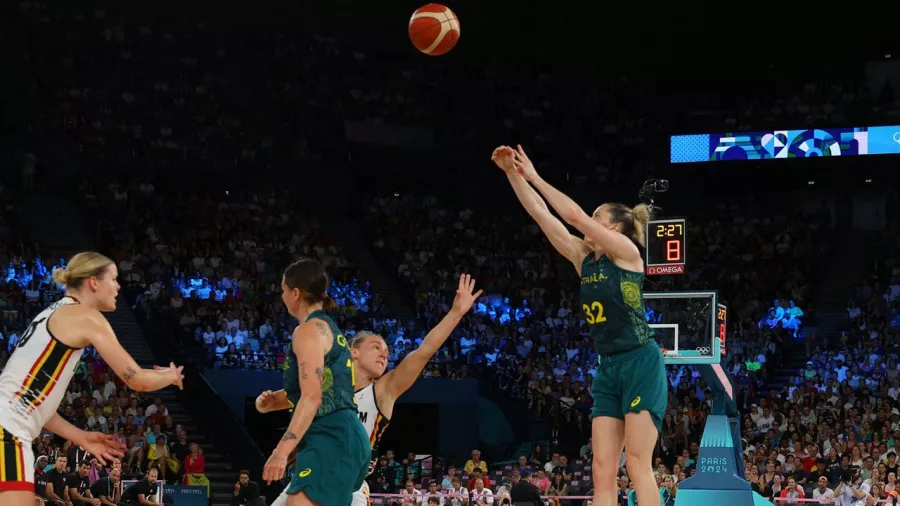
645, 218, 687, 276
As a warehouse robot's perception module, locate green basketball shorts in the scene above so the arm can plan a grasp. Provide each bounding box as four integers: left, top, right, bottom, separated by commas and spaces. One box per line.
284, 409, 370, 505
590, 342, 667, 431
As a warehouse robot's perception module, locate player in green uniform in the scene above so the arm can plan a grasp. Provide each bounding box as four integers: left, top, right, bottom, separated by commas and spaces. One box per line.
259, 258, 369, 506
493, 145, 666, 506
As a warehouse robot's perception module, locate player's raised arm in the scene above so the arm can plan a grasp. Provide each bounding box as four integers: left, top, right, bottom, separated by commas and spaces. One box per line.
80, 309, 185, 392
262, 320, 329, 484
492, 146, 587, 269
381, 274, 482, 401
511, 145, 642, 263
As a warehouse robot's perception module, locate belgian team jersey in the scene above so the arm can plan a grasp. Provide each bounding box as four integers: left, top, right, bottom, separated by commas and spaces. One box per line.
579, 254, 653, 356
355, 382, 391, 475
282, 310, 356, 417
0, 297, 84, 441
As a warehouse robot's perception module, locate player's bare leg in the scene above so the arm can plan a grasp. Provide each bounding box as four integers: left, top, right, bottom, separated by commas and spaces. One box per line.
0, 490, 36, 506
624, 411, 660, 506
286, 490, 320, 506
591, 416, 625, 506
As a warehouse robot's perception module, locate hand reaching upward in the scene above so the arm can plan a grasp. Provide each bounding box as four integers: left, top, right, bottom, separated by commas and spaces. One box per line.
511, 144, 538, 182
491, 145, 517, 173
451, 273, 483, 315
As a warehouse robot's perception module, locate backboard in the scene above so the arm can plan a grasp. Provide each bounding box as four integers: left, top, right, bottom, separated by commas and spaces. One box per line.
644, 290, 723, 365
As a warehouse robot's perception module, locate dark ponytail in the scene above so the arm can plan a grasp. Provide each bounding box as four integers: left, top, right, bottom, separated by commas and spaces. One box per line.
283, 258, 334, 309
322, 294, 338, 311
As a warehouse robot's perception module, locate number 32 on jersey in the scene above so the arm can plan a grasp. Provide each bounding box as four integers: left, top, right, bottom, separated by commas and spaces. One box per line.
582, 301, 607, 324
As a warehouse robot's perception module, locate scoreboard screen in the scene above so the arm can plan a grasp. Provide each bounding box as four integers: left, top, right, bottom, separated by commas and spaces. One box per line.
645, 218, 686, 275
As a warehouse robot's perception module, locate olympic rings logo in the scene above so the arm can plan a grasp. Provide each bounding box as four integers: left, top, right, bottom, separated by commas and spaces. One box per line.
696, 347, 711, 354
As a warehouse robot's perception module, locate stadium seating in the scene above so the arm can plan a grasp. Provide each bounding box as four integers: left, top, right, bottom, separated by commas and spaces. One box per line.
12, 2, 900, 504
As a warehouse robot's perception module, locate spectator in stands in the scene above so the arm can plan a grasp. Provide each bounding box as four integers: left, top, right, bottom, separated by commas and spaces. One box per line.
44, 455, 69, 506
468, 468, 491, 492
530, 469, 550, 496
34, 455, 50, 501
547, 472, 568, 506
66, 459, 96, 506
495, 476, 512, 500
440, 466, 458, 490
812, 475, 834, 501
400, 479, 422, 505
125, 428, 146, 474
422, 481, 444, 505
765, 473, 786, 502
528, 444, 545, 468
446, 476, 468, 505
183, 442, 209, 495
509, 470, 543, 506
66, 444, 93, 473
147, 436, 174, 484
121, 467, 161, 506
231, 470, 260, 506
90, 466, 121, 506
144, 398, 167, 421
543, 453, 560, 474
168, 431, 190, 482
403, 452, 423, 483
834, 468, 874, 506
515, 456, 531, 475
465, 450, 487, 475
470, 478, 494, 505
778, 476, 805, 505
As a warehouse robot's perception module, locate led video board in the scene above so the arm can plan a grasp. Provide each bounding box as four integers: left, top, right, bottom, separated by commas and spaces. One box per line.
670, 125, 900, 163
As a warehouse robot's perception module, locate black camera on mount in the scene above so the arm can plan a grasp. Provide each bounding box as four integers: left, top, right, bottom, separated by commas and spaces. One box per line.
639, 179, 669, 215
644, 179, 669, 194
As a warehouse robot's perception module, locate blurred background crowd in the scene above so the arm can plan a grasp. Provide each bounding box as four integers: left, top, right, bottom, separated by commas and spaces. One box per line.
3, 1, 900, 506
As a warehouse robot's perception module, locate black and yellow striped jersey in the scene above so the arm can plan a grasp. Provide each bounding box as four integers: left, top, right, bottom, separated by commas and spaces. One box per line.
0, 296, 84, 441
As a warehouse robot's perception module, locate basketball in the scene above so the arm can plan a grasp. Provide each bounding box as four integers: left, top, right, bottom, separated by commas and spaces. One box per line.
408, 4, 460, 56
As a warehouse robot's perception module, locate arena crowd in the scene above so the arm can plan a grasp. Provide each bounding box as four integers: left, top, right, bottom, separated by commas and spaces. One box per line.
8, 2, 900, 505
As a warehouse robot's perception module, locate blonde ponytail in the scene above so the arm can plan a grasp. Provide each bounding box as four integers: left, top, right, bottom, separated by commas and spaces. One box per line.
52, 267, 71, 286
54, 252, 115, 289
631, 204, 652, 247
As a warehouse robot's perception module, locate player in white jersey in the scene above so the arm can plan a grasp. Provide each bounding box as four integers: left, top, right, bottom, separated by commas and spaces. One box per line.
261, 274, 481, 506
0, 252, 185, 506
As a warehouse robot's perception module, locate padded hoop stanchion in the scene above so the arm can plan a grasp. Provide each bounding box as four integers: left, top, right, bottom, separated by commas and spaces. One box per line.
674, 364, 769, 506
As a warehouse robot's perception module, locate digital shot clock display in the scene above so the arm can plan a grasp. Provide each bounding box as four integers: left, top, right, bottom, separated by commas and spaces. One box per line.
645, 218, 686, 276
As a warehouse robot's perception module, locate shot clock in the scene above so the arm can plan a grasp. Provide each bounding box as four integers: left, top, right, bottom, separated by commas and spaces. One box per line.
716, 303, 727, 356
645, 218, 686, 275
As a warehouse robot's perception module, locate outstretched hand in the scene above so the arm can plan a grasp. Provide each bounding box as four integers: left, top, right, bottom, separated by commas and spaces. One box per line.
76, 431, 126, 466
511, 144, 538, 181
153, 362, 185, 390
491, 145, 516, 173
451, 273, 483, 315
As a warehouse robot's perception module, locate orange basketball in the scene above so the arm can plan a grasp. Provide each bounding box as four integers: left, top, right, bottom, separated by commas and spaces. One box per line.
408, 4, 460, 56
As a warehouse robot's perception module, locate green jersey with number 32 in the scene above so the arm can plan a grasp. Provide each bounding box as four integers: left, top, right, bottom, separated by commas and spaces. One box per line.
579, 254, 654, 356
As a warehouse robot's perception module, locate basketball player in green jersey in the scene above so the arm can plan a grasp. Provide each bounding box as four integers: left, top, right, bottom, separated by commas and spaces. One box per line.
493, 145, 666, 506
260, 258, 369, 506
